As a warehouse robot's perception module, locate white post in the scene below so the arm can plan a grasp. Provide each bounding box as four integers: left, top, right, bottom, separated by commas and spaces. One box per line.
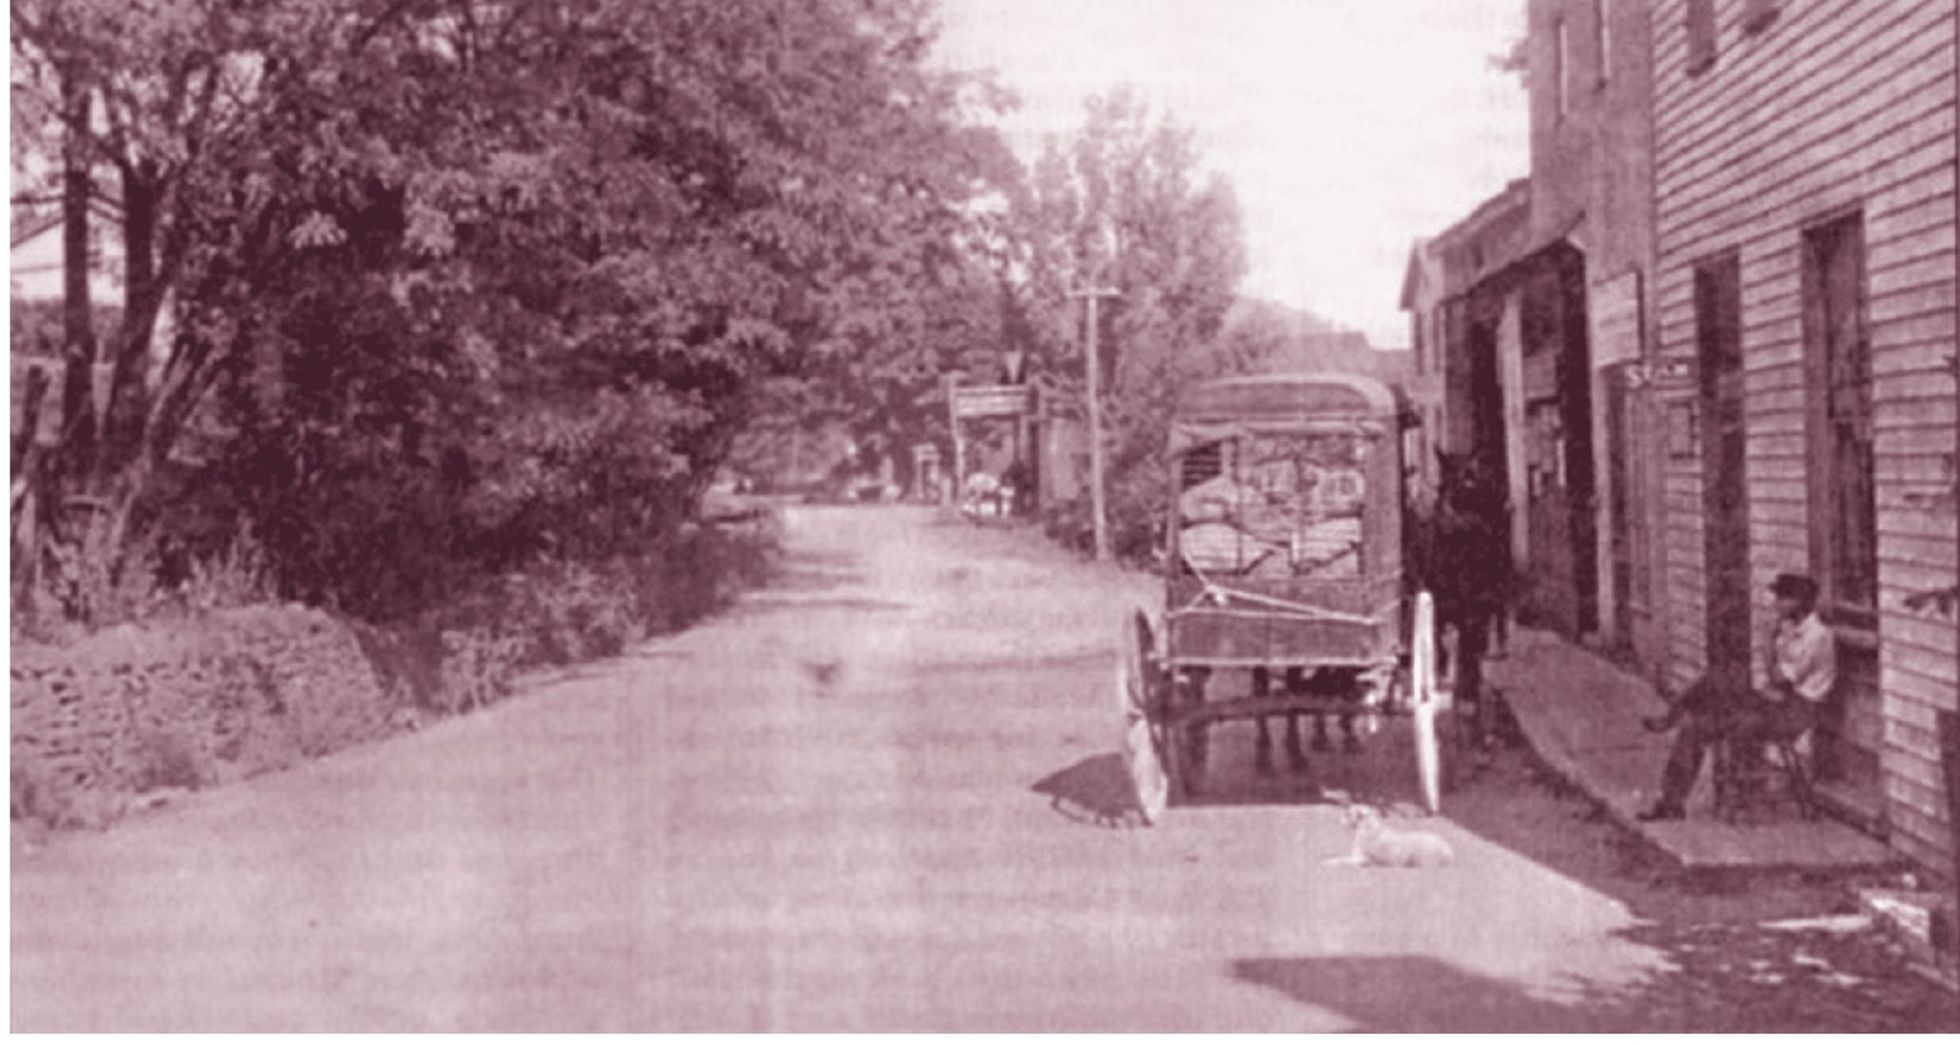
1071, 285, 1120, 560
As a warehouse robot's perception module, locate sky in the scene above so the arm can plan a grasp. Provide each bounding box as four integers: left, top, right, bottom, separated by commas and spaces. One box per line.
931, 0, 1530, 350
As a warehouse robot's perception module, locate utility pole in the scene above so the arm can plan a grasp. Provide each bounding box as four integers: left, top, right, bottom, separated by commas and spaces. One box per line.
1070, 284, 1119, 560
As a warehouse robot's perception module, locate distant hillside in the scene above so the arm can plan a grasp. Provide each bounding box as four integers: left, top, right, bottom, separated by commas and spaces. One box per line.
1222, 298, 1410, 382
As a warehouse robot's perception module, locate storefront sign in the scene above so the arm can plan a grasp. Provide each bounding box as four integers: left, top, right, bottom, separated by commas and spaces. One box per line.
951, 384, 1033, 419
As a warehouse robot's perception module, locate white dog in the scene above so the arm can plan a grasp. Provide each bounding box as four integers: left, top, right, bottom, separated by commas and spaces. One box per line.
1323, 805, 1456, 868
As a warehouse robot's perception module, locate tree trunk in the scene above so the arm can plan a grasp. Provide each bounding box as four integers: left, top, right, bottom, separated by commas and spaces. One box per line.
13, 366, 51, 473
58, 71, 98, 478
98, 164, 161, 485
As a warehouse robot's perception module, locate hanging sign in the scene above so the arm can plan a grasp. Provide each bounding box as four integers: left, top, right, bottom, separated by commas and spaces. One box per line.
952, 384, 1033, 419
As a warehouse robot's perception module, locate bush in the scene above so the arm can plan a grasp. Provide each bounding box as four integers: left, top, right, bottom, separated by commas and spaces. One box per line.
15, 522, 276, 646
397, 512, 781, 708
501, 557, 644, 666
437, 625, 525, 714
1039, 475, 1166, 567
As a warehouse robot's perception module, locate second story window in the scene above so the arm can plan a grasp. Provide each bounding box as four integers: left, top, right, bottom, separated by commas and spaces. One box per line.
1686, 0, 1717, 76
1556, 18, 1570, 117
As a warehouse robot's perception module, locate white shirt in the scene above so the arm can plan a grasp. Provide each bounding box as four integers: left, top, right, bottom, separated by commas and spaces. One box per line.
1771, 611, 1838, 702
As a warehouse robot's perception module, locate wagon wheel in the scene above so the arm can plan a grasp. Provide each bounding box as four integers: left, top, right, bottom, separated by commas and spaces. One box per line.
1412, 591, 1445, 815
1118, 607, 1171, 824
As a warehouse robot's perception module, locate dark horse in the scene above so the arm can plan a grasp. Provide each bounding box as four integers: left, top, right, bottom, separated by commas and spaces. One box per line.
1415, 450, 1514, 745
1243, 452, 1512, 771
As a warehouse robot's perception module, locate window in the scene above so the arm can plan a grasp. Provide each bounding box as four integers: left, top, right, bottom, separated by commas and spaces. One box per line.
1555, 18, 1570, 117
1595, 0, 1611, 86
1803, 212, 1877, 629
1685, 0, 1717, 76
1742, 0, 1778, 35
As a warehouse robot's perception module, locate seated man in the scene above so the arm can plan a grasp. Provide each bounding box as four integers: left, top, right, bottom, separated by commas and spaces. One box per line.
1636, 572, 1838, 822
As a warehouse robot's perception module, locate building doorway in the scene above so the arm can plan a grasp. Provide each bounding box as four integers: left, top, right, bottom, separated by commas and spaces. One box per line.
1518, 255, 1598, 640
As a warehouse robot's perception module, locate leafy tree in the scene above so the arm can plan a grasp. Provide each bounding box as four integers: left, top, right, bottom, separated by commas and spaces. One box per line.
12, 0, 451, 605
1006, 88, 1251, 559
14, 0, 1019, 620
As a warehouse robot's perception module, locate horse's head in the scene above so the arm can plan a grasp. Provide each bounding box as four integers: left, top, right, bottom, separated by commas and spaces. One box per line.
1435, 449, 1503, 516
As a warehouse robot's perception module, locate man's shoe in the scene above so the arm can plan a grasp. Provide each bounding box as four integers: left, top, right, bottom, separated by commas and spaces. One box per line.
1635, 802, 1684, 822
1641, 714, 1675, 734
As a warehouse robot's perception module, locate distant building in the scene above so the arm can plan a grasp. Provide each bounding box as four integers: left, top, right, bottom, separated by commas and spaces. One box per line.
1411, 0, 1662, 653
1398, 238, 1446, 494
11, 205, 123, 447
1406, 175, 1535, 610
1525, 0, 1662, 666
10, 207, 122, 305
10, 201, 174, 448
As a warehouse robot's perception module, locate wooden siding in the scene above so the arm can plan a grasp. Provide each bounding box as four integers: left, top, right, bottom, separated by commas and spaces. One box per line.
1653, 0, 1959, 874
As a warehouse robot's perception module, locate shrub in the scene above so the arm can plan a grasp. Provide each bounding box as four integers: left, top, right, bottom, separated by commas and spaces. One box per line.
23, 519, 168, 636
175, 526, 275, 615
437, 625, 525, 714
501, 557, 644, 666
15, 523, 277, 645
1039, 479, 1165, 567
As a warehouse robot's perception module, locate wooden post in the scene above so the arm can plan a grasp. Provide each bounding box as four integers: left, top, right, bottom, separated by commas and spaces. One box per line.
946, 373, 966, 506
1071, 286, 1120, 560
1086, 292, 1109, 559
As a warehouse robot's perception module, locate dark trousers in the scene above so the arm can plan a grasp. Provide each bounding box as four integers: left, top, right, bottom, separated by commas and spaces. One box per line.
1656, 679, 1817, 811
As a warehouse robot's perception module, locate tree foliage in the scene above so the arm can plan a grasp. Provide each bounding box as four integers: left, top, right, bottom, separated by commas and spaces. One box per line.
12, 0, 1013, 621
1006, 88, 1251, 558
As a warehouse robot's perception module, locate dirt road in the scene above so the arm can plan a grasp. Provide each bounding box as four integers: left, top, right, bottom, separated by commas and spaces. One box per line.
11, 507, 1952, 1031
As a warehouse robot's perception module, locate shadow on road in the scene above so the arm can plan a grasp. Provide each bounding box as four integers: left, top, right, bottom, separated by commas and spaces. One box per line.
1224, 743, 1960, 1032
737, 594, 912, 613
1229, 954, 1626, 1032
1160, 717, 1436, 815
1030, 754, 1148, 829
1436, 744, 1873, 923
762, 548, 867, 592
1233, 919, 1960, 1033
1028, 743, 1394, 831
729, 544, 913, 614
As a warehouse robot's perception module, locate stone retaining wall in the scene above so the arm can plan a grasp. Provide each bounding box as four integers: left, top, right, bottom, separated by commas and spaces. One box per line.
11, 605, 405, 828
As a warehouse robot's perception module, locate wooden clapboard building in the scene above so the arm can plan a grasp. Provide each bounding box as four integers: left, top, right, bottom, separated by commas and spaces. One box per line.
1525, 0, 1665, 668
1407, 0, 1663, 655
1650, 0, 1959, 872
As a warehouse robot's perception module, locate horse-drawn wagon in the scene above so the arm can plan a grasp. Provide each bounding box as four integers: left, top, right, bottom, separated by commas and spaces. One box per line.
1118, 372, 1455, 823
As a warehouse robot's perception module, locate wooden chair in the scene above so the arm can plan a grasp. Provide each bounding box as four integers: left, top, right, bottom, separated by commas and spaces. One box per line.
1712, 695, 1822, 823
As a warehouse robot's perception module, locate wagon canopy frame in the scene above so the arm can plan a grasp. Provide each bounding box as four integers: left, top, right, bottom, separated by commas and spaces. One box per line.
1119, 371, 1452, 820
1161, 371, 1412, 671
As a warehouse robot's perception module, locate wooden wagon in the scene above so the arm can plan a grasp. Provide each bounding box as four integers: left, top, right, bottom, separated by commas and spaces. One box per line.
1119, 372, 1454, 823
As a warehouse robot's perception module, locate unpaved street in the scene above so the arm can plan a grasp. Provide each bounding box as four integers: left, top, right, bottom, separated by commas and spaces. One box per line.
12, 507, 1957, 1031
